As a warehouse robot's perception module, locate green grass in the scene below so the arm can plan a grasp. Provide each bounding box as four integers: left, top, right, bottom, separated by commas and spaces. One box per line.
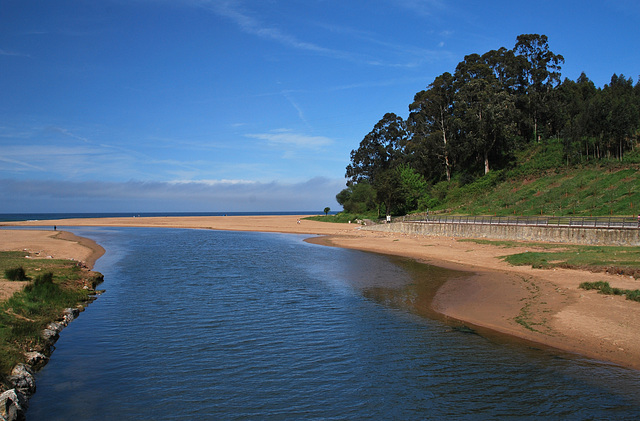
460, 239, 640, 277
579, 281, 640, 303
427, 139, 640, 217
304, 212, 378, 224
1, 251, 82, 283
503, 245, 640, 276
0, 251, 103, 387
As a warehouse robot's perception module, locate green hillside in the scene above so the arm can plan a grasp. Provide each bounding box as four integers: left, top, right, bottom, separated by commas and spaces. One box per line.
430, 139, 640, 217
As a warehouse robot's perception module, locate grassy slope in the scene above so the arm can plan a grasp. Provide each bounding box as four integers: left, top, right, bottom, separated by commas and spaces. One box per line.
435, 140, 640, 217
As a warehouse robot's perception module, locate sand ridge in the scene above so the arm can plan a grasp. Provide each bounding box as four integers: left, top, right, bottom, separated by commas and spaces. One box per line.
3, 215, 639, 370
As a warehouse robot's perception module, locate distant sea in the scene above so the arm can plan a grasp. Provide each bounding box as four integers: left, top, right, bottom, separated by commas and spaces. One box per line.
0, 211, 331, 223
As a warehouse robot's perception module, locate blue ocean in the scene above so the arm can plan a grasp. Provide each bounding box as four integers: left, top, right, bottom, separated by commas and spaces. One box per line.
11, 225, 640, 419
0, 212, 330, 223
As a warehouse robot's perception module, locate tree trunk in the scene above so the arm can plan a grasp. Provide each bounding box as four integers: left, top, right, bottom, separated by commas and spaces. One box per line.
484, 150, 490, 174
444, 155, 451, 182
440, 112, 451, 182
620, 139, 623, 161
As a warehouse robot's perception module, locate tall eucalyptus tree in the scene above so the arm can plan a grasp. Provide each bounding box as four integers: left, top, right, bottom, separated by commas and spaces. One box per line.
513, 34, 565, 142
454, 54, 516, 174
408, 72, 456, 181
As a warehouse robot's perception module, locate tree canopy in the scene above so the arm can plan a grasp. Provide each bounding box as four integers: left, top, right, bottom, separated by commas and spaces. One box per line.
338, 34, 640, 217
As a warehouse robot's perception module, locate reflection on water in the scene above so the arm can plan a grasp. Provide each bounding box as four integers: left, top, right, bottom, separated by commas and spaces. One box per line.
361, 256, 460, 320
25, 227, 640, 420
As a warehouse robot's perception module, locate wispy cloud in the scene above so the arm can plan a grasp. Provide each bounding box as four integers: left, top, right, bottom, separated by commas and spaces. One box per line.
392, 0, 446, 17
317, 21, 450, 68
50, 126, 93, 144
203, 0, 438, 67
1, 143, 134, 179
0, 156, 44, 172
0, 49, 31, 58
281, 91, 308, 126
170, 178, 257, 186
0, 177, 345, 212
246, 129, 333, 151
207, 1, 339, 56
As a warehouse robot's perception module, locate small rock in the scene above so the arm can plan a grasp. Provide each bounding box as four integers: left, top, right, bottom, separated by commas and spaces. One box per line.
24, 351, 49, 370
62, 308, 78, 324
0, 389, 28, 421
63, 308, 79, 319
42, 326, 60, 344
46, 322, 64, 333
9, 364, 35, 396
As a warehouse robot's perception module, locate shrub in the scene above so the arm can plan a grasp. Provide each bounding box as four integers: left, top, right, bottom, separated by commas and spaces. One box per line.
579, 281, 640, 303
34, 272, 54, 286
579, 281, 608, 290
625, 290, 640, 302
24, 272, 55, 295
4, 267, 27, 281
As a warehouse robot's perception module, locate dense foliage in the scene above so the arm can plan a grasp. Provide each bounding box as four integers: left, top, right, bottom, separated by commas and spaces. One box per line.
338, 34, 640, 216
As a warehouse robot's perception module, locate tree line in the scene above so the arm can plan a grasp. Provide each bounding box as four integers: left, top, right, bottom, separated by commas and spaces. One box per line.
338, 34, 640, 216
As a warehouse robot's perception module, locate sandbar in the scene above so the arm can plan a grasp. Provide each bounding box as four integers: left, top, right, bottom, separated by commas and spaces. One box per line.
3, 215, 640, 370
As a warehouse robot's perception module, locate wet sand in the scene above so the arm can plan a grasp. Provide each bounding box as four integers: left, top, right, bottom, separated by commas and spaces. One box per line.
3, 215, 640, 370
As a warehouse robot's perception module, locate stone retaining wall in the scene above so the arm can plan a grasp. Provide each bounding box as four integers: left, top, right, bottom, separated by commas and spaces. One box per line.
364, 222, 640, 246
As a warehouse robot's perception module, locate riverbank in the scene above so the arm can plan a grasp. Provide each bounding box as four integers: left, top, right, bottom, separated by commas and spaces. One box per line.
3, 215, 640, 371
0, 229, 105, 419
0, 229, 104, 301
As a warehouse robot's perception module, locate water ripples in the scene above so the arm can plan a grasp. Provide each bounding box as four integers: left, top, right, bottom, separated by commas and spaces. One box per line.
26, 227, 640, 420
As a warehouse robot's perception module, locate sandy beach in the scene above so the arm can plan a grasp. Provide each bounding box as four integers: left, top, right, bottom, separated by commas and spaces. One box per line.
0, 229, 104, 301
2, 215, 640, 370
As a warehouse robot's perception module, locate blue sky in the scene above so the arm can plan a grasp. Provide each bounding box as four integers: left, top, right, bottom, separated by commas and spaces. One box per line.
1, 0, 638, 213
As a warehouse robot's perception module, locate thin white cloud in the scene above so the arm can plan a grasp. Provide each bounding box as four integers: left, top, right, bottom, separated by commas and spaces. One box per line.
203, 0, 428, 67
246, 130, 332, 150
207, 1, 337, 56
50, 126, 93, 143
0, 49, 31, 58
0, 156, 44, 171
393, 0, 446, 17
281, 91, 307, 125
170, 179, 258, 186
138, 0, 453, 68
317, 21, 450, 68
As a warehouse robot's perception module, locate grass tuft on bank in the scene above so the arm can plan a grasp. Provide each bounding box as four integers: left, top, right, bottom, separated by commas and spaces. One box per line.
4, 266, 27, 281
579, 281, 640, 303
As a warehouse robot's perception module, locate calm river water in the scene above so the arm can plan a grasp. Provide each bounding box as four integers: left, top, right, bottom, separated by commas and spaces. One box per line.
26, 227, 640, 419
